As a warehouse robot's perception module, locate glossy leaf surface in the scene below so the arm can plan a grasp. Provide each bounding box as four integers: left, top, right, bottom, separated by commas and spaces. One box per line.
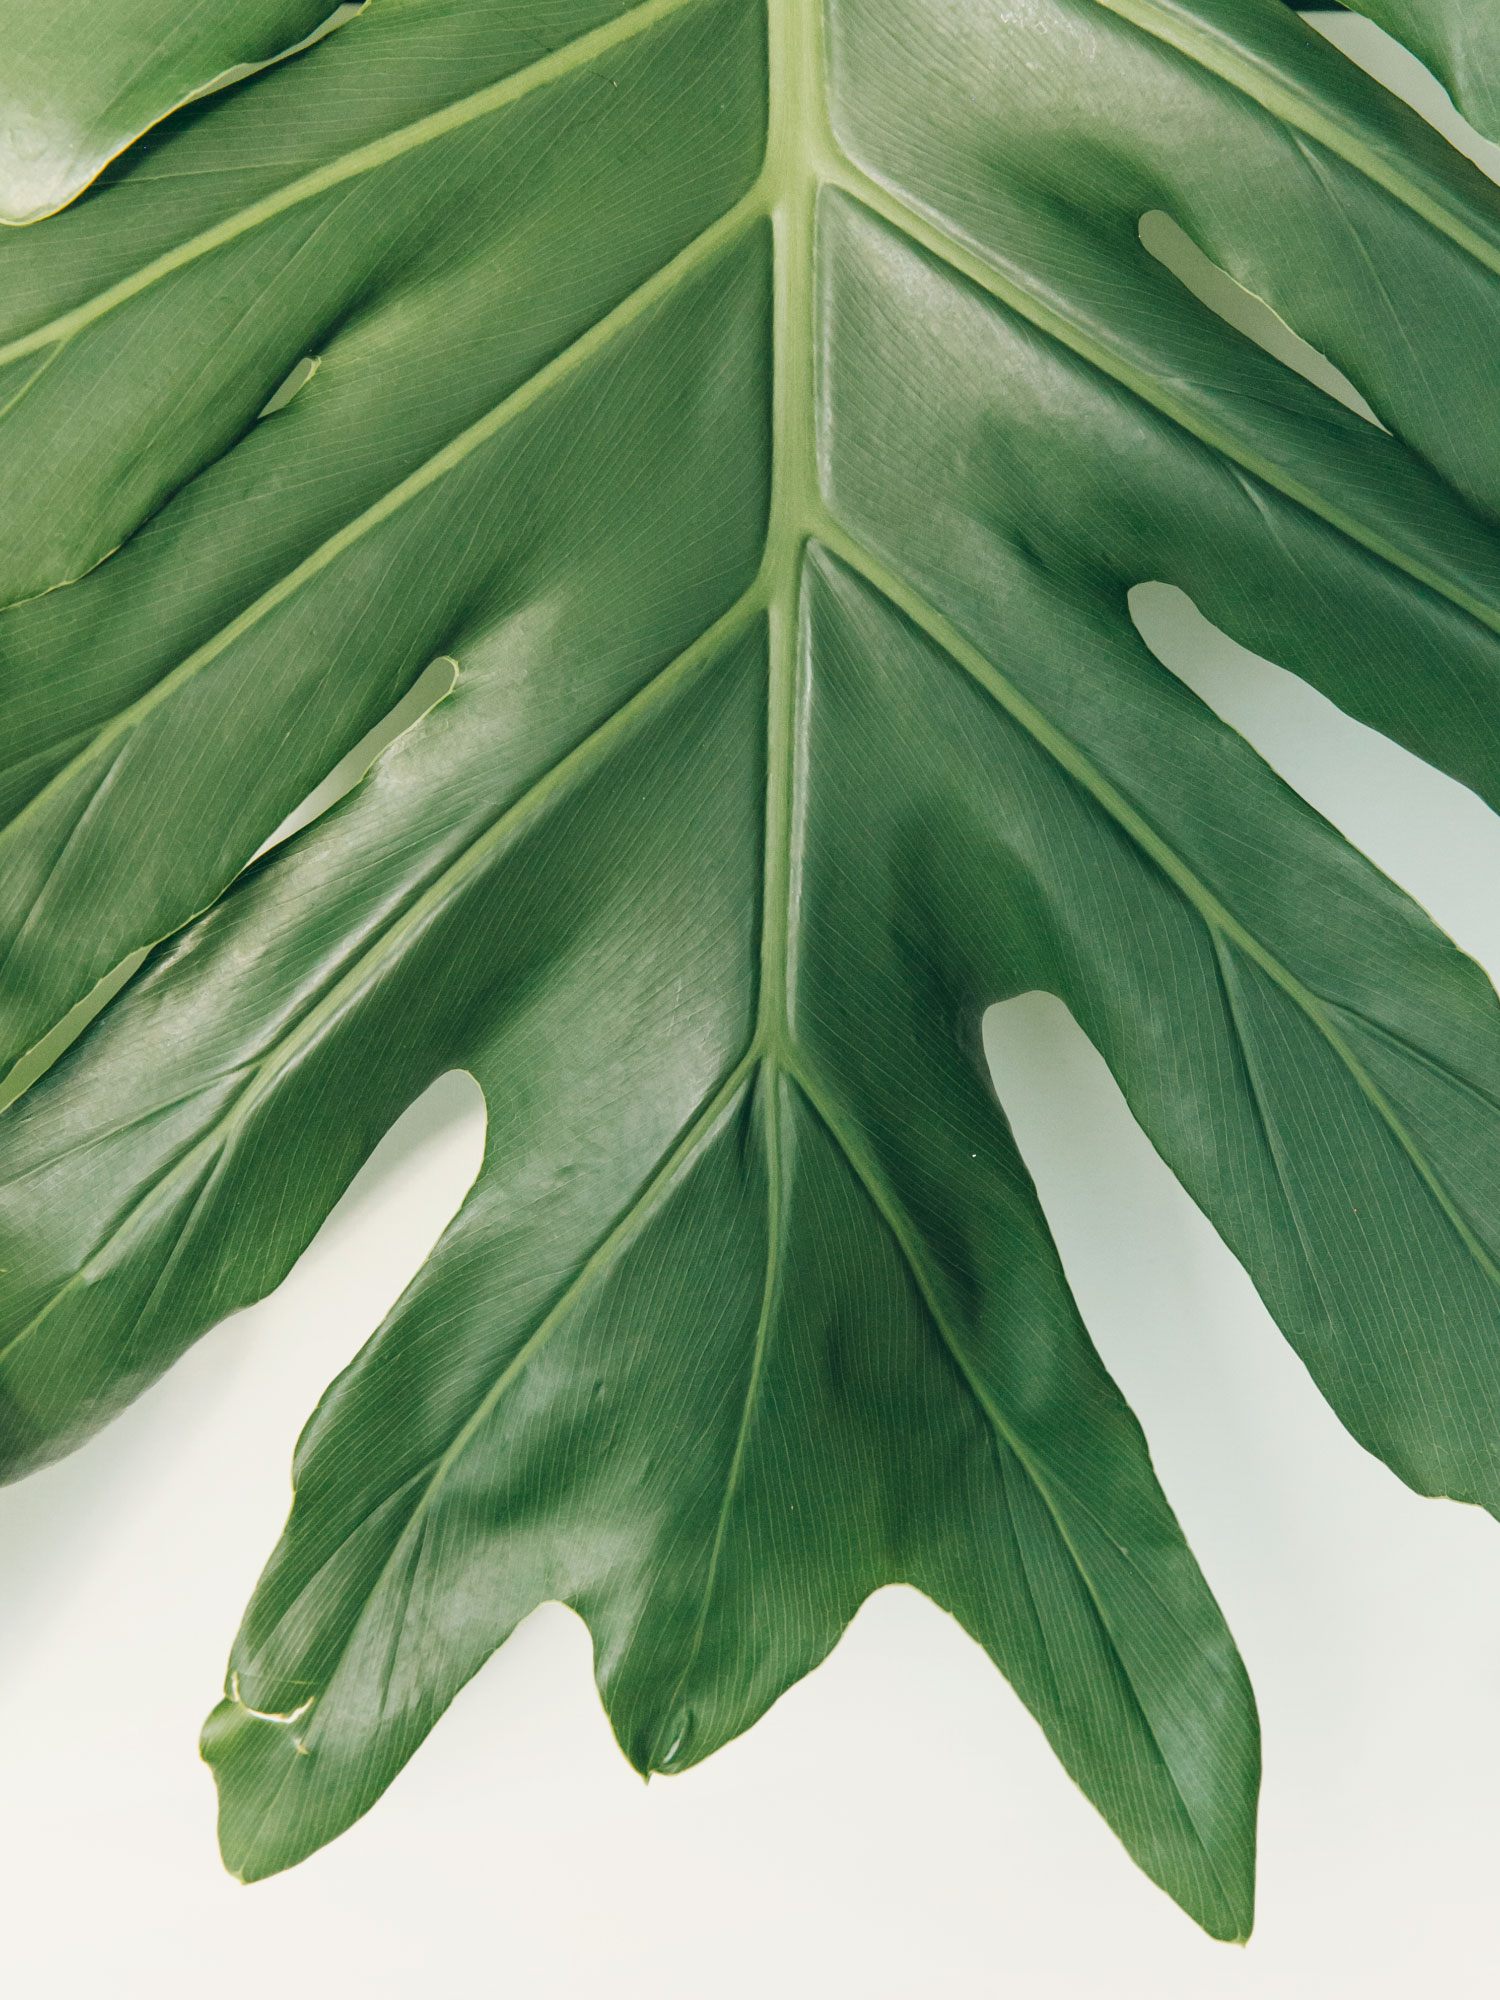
2, 0, 1499, 1934
0, 0, 364, 226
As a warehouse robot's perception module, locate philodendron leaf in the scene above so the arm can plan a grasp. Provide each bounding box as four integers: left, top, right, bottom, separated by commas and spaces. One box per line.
3, 0, 1500, 1933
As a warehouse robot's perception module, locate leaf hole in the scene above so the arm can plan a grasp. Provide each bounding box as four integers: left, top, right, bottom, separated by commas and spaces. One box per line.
1305, 9, 1500, 184
1137, 210, 1384, 429
0, 947, 148, 1115
1128, 580, 1500, 984
323, 1067, 486, 1225
258, 355, 320, 419
227, 1671, 313, 1726
981, 985, 1360, 1600
251, 653, 458, 861
0, 657, 457, 1114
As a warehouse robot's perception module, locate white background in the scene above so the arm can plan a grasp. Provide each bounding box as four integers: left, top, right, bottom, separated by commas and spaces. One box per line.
5, 14, 1500, 1996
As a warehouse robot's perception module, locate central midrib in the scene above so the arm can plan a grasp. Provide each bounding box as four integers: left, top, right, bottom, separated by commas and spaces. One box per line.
757, 0, 826, 1073
634, 0, 824, 1773
3, 0, 1489, 1289
9, 0, 1499, 886
7, 0, 1494, 1298
190, 0, 1483, 1824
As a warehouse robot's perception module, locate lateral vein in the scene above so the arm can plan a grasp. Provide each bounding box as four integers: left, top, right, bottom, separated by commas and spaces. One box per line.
0, 0, 710, 365
780, 1059, 1230, 1872
821, 170, 1500, 639
0, 586, 764, 1366
0, 188, 765, 854
651, 1064, 784, 1766
816, 517, 1500, 1300
239, 1051, 763, 1715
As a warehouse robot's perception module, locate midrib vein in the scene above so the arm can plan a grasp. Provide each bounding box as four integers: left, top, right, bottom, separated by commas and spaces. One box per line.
649, 1065, 784, 1772
6, 0, 1493, 378
12, 0, 1497, 869
757, 0, 1228, 1861
757, 0, 824, 1060
4, 0, 1492, 1327
636, 0, 827, 1752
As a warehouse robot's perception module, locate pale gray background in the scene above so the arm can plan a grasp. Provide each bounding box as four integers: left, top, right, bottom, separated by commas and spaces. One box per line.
4, 14, 1499, 1994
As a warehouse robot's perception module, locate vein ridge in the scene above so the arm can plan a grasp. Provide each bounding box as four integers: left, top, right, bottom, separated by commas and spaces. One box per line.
811, 525, 1500, 1301
0, 0, 711, 365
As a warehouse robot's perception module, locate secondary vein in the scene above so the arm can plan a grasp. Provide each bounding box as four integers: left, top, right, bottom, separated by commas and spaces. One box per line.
0, 587, 763, 1367
823, 167, 1500, 639
236, 1051, 762, 1717
0, 0, 709, 365
781, 1058, 1230, 1872
0, 189, 764, 852
816, 515, 1500, 1302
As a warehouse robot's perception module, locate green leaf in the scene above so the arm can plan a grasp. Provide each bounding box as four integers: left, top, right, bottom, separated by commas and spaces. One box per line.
1353, 0, 1500, 139
0, 1, 366, 227
3, 0, 1500, 1933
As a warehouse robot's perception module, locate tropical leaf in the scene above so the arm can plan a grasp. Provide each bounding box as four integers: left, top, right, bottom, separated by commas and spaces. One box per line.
1, 0, 1498, 1934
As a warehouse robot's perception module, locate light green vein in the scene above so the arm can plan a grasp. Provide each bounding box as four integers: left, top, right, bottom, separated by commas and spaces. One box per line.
0, 188, 763, 855
823, 169, 1500, 640
0, 586, 764, 1371
650, 1063, 785, 1773
781, 1057, 1239, 1915
238, 1051, 762, 1722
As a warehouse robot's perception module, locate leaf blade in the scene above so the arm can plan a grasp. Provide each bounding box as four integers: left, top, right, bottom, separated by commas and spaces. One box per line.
4, 0, 1500, 1931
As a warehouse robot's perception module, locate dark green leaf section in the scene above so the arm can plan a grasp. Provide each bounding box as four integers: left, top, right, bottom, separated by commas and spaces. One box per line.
4, 0, 1500, 1936
830, 0, 1500, 552
206, 1065, 1254, 1937
816, 198, 1500, 1505
799, 539, 1500, 1510
0, 0, 764, 1081
0, 227, 773, 1469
